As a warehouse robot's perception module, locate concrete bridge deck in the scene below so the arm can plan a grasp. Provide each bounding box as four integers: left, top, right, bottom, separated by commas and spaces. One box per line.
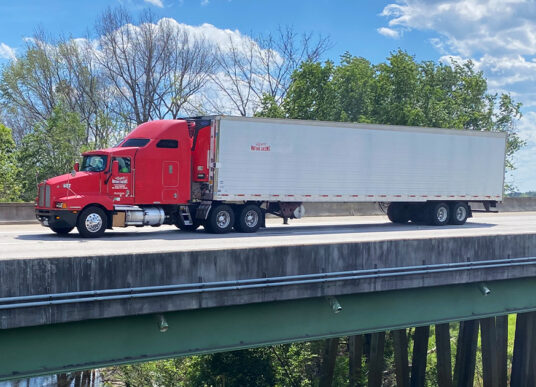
2, 212, 536, 330
3, 213, 536, 381
1, 212, 535, 259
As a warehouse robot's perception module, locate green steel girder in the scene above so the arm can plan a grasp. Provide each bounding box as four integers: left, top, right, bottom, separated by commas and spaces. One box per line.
2, 277, 536, 381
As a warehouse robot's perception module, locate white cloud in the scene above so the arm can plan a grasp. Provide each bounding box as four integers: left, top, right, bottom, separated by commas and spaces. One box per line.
377, 27, 400, 39
201, 0, 209, 5
0, 43, 16, 61
380, 0, 536, 57
381, 0, 536, 190
144, 0, 164, 7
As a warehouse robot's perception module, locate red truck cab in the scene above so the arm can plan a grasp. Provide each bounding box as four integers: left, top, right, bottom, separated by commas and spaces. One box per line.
35, 119, 213, 237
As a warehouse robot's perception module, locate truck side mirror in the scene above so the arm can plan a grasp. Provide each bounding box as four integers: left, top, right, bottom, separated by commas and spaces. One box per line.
73, 162, 79, 172
112, 160, 119, 176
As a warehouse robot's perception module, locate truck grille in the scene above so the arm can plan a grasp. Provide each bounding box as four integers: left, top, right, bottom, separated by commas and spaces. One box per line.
38, 185, 50, 208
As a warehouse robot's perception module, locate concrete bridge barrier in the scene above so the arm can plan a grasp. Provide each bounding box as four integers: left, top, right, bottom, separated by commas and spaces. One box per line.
0, 197, 535, 224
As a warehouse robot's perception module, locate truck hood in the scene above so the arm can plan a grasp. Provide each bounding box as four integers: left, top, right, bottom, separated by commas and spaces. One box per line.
46, 172, 102, 197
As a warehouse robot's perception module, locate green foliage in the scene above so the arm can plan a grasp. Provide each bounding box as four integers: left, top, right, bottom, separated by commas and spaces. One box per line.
256, 95, 286, 119
187, 349, 275, 387
0, 123, 22, 201
283, 61, 336, 121
18, 105, 86, 201
258, 50, 524, 173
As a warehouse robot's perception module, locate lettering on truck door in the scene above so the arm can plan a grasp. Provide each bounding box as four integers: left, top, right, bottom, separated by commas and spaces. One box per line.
109, 156, 134, 204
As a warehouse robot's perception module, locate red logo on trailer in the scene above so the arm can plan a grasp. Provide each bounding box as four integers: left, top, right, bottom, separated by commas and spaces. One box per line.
250, 143, 271, 152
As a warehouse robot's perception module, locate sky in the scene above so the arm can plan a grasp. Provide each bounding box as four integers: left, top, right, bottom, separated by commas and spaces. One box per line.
0, 0, 534, 192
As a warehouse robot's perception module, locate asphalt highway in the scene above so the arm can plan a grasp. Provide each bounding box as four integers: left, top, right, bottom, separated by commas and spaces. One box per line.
1, 212, 536, 260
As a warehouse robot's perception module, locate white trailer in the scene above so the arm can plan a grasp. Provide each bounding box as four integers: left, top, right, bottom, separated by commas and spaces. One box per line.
195, 116, 506, 231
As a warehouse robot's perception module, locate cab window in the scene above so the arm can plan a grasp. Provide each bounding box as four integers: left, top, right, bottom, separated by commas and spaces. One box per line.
113, 157, 131, 173
81, 155, 108, 172
156, 139, 178, 148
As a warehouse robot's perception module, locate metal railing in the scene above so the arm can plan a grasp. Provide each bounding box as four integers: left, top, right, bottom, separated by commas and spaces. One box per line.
2, 256, 536, 311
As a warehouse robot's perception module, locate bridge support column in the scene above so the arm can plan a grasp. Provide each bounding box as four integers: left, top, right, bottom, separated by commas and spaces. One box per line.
368, 332, 385, 387
495, 315, 508, 387
480, 317, 499, 387
511, 311, 536, 386
410, 326, 429, 387
453, 319, 478, 387
348, 335, 364, 387
320, 338, 340, 387
435, 323, 452, 387
392, 329, 409, 387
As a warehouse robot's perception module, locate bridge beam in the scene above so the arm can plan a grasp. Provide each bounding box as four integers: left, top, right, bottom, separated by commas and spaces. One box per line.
3, 277, 536, 381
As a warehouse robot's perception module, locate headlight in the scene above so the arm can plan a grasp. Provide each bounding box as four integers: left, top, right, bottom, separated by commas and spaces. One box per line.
55, 202, 67, 209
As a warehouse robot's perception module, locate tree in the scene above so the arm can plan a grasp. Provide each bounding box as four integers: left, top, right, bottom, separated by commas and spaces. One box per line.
18, 105, 85, 201
207, 27, 330, 116
96, 7, 216, 125
282, 60, 336, 121
0, 123, 22, 201
260, 50, 524, 174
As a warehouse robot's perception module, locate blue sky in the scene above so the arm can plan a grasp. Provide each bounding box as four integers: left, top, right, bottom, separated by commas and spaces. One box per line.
0, 0, 535, 191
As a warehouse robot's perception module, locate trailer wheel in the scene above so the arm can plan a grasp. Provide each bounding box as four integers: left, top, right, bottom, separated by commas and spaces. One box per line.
428, 202, 450, 226
77, 206, 107, 238
449, 202, 469, 225
205, 204, 234, 234
387, 203, 410, 224
235, 205, 262, 233
50, 226, 74, 235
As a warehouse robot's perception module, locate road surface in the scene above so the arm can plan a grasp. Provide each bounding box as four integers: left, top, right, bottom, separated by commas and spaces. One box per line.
1, 212, 536, 260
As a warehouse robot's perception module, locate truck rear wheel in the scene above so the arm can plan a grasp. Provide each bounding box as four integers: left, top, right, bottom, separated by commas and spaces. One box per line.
428, 202, 450, 226
387, 203, 410, 224
449, 202, 469, 225
77, 206, 107, 238
235, 205, 262, 233
205, 204, 234, 234
50, 226, 74, 235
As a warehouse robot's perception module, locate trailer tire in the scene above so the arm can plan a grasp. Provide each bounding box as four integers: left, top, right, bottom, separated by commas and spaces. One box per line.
428, 202, 450, 226
235, 205, 262, 233
449, 202, 469, 225
387, 203, 410, 224
205, 204, 234, 234
77, 206, 107, 238
50, 226, 74, 235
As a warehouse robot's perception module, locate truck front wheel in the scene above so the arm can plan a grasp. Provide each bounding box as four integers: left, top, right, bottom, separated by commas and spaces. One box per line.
205, 204, 234, 234
77, 206, 107, 238
235, 205, 262, 233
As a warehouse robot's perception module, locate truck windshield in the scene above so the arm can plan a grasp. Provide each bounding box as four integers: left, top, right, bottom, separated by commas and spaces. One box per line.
81, 155, 108, 172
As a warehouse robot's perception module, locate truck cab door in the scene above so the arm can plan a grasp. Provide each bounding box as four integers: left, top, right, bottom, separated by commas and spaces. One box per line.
108, 156, 134, 204
162, 160, 179, 201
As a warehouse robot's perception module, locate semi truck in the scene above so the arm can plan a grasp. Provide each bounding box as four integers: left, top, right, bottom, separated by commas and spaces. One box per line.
35, 116, 506, 237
